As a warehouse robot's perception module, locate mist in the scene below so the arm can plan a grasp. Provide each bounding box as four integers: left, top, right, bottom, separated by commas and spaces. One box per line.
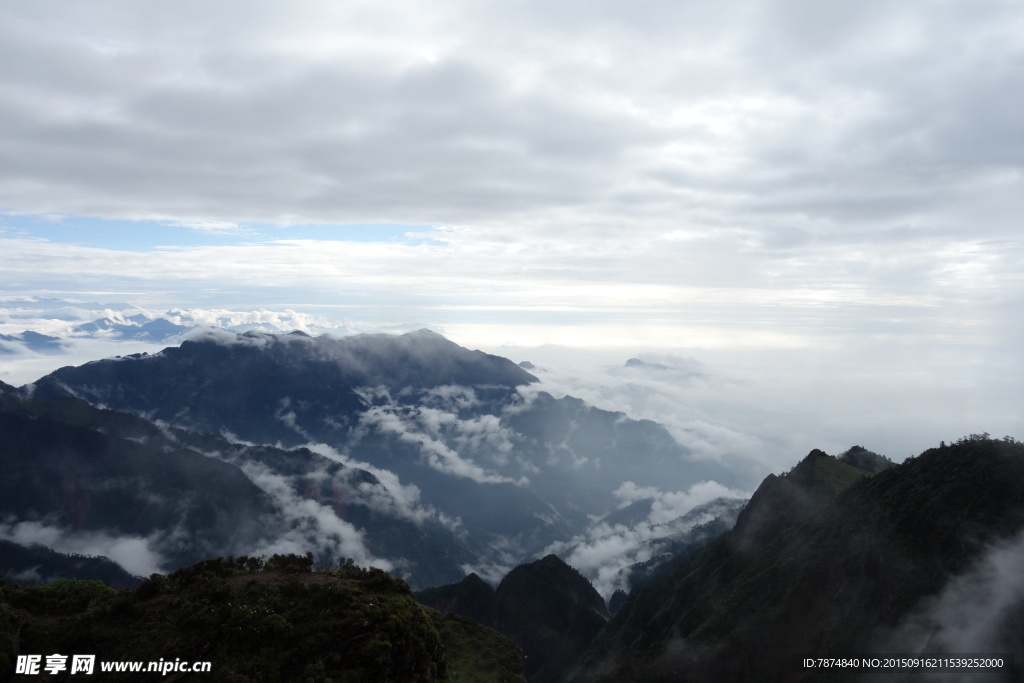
0, 519, 164, 577
491, 342, 1023, 477
871, 529, 1024, 682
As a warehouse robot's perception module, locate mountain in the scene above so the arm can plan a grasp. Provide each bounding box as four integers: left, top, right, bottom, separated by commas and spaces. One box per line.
70, 316, 191, 342
28, 329, 532, 447
837, 444, 895, 473
0, 376, 473, 587
0, 553, 527, 682
0, 330, 65, 354
417, 554, 609, 683
0, 311, 191, 359
570, 436, 1024, 683
492, 555, 609, 683
23, 329, 745, 586
0, 392, 281, 570
416, 572, 497, 625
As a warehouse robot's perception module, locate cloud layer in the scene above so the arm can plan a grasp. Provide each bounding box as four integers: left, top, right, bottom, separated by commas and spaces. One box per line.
2, 0, 1022, 232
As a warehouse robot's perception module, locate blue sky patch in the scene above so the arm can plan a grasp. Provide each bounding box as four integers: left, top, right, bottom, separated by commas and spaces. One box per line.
0, 213, 438, 251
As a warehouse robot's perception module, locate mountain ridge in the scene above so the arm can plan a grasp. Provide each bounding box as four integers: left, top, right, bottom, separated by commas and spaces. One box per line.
570, 436, 1024, 682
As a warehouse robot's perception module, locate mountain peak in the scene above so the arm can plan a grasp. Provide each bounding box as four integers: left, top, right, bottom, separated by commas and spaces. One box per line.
838, 445, 895, 474
405, 328, 444, 338
414, 572, 496, 625
734, 449, 875, 542
490, 555, 609, 681
788, 448, 870, 494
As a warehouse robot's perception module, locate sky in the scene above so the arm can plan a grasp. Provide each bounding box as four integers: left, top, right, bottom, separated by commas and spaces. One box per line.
2, 0, 1023, 467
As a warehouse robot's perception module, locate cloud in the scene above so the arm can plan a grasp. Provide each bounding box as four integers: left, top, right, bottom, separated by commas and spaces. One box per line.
181, 435, 466, 568
305, 442, 462, 532
423, 384, 480, 410
612, 481, 662, 507
0, 336, 172, 387
546, 482, 749, 598
1, 0, 1021, 247
224, 459, 393, 571
508, 349, 786, 479
874, 530, 1024, 681
458, 532, 535, 586
183, 326, 271, 348
171, 220, 245, 234
497, 343, 1024, 479
356, 393, 527, 485
0, 519, 165, 577
457, 560, 515, 588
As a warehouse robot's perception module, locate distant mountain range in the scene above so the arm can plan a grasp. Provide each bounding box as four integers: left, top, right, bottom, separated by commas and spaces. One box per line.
0, 298, 421, 356
0, 308, 195, 355
69, 315, 192, 342
0, 330, 66, 355
3, 329, 744, 592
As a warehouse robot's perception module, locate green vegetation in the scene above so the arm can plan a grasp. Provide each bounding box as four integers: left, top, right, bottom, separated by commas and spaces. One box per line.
426, 610, 526, 683
786, 448, 873, 494
1, 553, 526, 682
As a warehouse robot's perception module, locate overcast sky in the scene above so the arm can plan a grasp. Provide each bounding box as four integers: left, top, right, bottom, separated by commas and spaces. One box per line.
2, 0, 1023, 464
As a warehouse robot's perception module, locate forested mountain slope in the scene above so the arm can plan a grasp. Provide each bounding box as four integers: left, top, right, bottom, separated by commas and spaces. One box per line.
570, 437, 1024, 683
